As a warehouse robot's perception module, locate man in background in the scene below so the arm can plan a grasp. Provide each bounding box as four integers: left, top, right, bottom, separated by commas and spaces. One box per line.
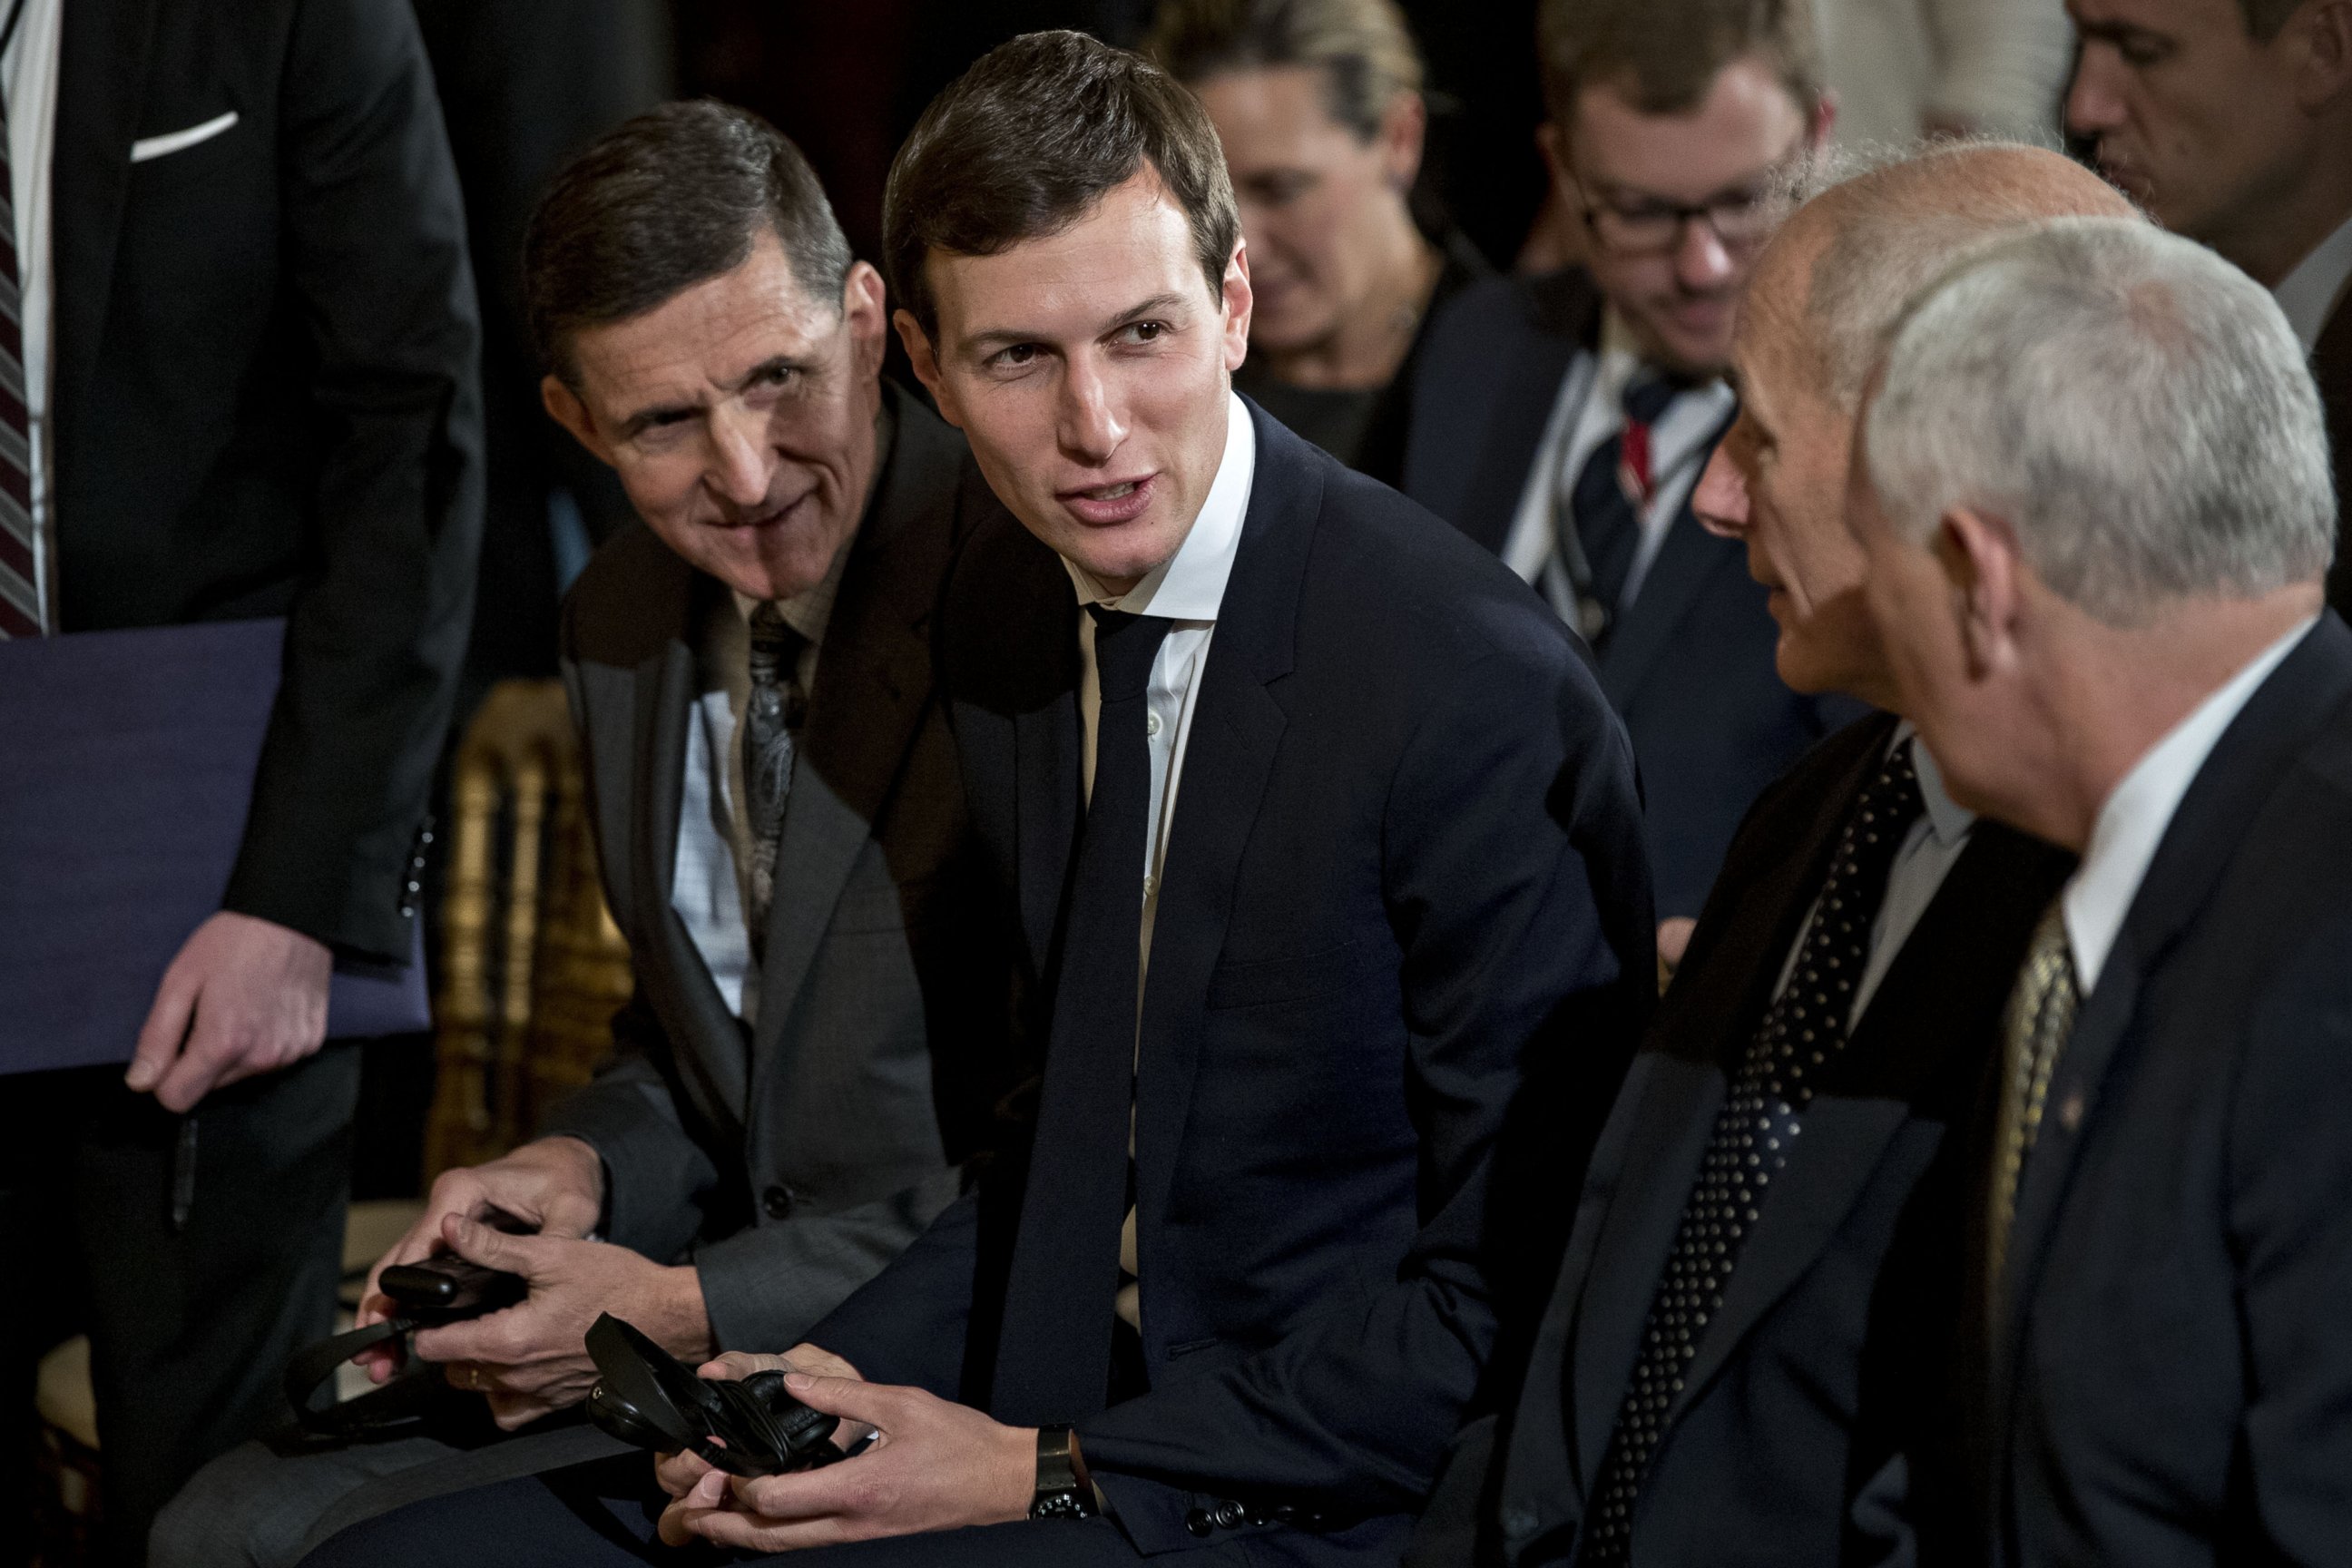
0, 0, 482, 1560
1852, 213, 2351, 1564
154, 102, 1014, 1568
2065, 0, 2352, 599
1404, 140, 2123, 1568
1405, 0, 1852, 947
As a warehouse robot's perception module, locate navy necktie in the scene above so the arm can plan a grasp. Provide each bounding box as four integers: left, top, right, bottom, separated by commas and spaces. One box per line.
1555, 374, 1685, 647
991, 605, 1172, 1425
1581, 741, 1926, 1563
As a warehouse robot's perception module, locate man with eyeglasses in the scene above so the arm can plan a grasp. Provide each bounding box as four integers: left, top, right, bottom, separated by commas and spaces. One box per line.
1405, 0, 1847, 958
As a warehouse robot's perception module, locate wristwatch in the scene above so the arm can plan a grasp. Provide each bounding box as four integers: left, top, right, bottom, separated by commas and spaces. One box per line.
1030, 1425, 1098, 1519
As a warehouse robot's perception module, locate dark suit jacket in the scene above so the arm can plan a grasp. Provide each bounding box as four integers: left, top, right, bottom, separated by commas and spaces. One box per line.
542, 387, 1015, 1354
2317, 296, 2352, 618
1977, 613, 2352, 1566
1406, 713, 2073, 1568
808, 401, 1657, 1563
54, 0, 484, 963
1402, 268, 1854, 918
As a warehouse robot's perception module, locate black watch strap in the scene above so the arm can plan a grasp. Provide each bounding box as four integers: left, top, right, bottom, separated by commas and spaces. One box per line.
1031, 1425, 1098, 1519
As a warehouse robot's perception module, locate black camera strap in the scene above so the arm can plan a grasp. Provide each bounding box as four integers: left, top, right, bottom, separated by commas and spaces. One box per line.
283, 1318, 449, 1440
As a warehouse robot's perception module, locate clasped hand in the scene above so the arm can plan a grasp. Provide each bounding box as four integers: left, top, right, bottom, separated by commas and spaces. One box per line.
354, 1137, 712, 1429
654, 1348, 1038, 1553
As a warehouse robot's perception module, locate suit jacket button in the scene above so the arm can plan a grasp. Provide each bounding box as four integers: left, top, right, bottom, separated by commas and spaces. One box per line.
762, 1185, 796, 1220
1184, 1508, 1213, 1537
1210, 1500, 1246, 1529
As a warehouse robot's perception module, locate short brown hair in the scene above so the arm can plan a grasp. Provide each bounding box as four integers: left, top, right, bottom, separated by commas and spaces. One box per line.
1537, 0, 1820, 124
523, 100, 851, 387
1145, 0, 1425, 142
884, 30, 1241, 342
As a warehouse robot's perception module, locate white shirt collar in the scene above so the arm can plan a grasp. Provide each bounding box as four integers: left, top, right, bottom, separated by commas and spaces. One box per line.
2063, 615, 2318, 994
1063, 391, 1254, 620
1898, 721, 1975, 848
2274, 208, 2352, 352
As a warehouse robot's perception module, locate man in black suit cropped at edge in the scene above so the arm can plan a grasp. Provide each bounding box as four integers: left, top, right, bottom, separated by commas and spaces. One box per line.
301, 27, 1655, 1568
0, 0, 482, 1561
1404, 0, 1852, 955
1852, 217, 2352, 1565
2061, 0, 2352, 609
155, 103, 1015, 1568
1401, 142, 2140, 1568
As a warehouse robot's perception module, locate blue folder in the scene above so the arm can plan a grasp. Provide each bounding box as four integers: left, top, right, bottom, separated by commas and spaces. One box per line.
0, 617, 431, 1075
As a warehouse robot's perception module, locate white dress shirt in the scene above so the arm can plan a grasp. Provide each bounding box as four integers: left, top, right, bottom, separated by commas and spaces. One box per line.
1498, 310, 1737, 625
2063, 617, 2317, 996
669, 527, 853, 1026
2275, 210, 2352, 353
1772, 727, 1978, 1029
4, 0, 61, 629
1065, 388, 1256, 979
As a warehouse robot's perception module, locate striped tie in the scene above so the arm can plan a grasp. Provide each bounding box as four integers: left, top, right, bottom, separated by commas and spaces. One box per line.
0, 69, 38, 639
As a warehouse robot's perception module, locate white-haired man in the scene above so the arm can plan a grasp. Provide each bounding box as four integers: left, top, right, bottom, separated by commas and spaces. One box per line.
1850, 214, 2347, 1563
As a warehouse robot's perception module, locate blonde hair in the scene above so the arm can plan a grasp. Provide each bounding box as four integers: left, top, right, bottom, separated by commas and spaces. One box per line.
1145, 0, 1425, 142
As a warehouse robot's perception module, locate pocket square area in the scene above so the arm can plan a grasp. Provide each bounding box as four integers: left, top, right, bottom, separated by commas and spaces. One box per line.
131, 111, 240, 164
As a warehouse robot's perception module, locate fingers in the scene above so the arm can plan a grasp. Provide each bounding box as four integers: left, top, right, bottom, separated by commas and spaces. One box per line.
656, 1448, 716, 1500
687, 1504, 848, 1553
780, 1372, 897, 1426
125, 954, 200, 1097
699, 1351, 795, 1383
657, 1468, 733, 1548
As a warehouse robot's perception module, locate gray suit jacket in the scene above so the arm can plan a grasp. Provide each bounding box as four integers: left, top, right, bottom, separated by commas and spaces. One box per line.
542, 384, 1014, 1353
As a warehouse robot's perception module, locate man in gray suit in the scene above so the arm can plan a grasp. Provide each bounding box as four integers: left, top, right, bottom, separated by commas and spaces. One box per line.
153, 100, 1011, 1567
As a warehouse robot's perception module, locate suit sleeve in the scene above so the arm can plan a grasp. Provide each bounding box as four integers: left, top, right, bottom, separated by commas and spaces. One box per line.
219, 0, 485, 962
799, 1185, 985, 1396
2226, 913, 2352, 1563
534, 990, 722, 1269
1077, 638, 1655, 1546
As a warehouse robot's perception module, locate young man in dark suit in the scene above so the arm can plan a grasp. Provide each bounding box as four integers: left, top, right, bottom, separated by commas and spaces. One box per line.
2063, 0, 2352, 608
1403, 0, 1848, 946
300, 29, 1655, 1568
1853, 216, 2352, 1566
0, 1, 482, 1559
155, 103, 1016, 1568
1402, 142, 2137, 1568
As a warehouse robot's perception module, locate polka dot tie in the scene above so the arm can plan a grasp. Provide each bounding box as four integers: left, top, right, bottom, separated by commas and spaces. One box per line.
1580, 740, 1926, 1564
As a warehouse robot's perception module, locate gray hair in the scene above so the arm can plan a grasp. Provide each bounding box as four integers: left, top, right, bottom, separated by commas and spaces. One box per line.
1863, 217, 2337, 624
1774, 136, 2145, 408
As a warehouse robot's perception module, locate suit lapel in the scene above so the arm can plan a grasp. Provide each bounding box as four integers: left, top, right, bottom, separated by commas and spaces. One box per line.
1671, 823, 2073, 1420
1992, 616, 2352, 1424
1557, 720, 1893, 1490
746, 397, 959, 1078
1597, 456, 1740, 710
1129, 405, 1305, 1335
52, 0, 163, 476
1451, 277, 1596, 555
625, 564, 750, 1143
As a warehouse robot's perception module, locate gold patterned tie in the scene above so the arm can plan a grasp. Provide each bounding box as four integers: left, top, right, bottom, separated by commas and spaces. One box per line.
1987, 899, 2080, 1300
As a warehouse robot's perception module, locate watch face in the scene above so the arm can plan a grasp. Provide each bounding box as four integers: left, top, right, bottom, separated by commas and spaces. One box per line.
1030, 1490, 1095, 1521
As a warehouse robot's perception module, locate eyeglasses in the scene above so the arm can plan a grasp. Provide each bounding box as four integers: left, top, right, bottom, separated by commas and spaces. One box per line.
1570, 143, 1808, 258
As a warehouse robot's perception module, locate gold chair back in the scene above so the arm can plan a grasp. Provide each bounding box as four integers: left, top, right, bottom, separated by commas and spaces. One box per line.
424, 680, 632, 1180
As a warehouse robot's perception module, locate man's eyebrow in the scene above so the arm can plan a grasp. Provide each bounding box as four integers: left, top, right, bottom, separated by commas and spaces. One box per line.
2076, 17, 2167, 44
617, 355, 809, 436
959, 292, 1194, 357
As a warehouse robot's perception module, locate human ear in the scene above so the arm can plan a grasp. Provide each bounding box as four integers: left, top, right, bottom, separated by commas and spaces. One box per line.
893, 308, 958, 428
2288, 0, 2352, 113
1380, 92, 1427, 191
1940, 507, 2021, 680
1220, 240, 1254, 372
841, 262, 889, 378
541, 375, 612, 466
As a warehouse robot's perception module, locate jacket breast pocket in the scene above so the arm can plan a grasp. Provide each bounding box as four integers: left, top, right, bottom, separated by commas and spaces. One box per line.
1203, 933, 1387, 1011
